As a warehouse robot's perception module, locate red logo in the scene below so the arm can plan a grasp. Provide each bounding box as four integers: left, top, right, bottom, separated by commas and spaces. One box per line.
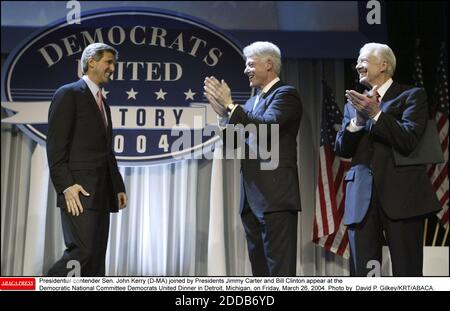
0, 278, 36, 290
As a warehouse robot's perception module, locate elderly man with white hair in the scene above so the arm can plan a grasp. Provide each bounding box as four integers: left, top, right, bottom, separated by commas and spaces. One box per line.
204, 41, 302, 276
335, 43, 441, 276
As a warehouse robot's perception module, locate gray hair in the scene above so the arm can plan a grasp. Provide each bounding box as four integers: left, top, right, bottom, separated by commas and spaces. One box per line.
359, 43, 396, 77
243, 41, 282, 75
81, 43, 118, 74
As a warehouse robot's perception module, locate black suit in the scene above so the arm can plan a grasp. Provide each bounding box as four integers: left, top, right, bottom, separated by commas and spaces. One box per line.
335, 81, 441, 276
225, 80, 302, 276
46, 79, 125, 276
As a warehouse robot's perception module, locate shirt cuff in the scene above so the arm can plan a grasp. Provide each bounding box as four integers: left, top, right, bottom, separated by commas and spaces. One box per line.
218, 115, 229, 129
218, 104, 238, 129
346, 118, 365, 132
229, 104, 238, 115
372, 110, 382, 122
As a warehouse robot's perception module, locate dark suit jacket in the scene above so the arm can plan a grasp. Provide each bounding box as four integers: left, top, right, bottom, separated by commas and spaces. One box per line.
47, 79, 125, 213
335, 81, 441, 223
226, 81, 302, 218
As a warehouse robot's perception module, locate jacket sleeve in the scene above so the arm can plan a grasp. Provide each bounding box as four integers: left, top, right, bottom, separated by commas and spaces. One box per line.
334, 102, 366, 158
228, 87, 302, 130
46, 86, 76, 193
109, 151, 126, 194
224, 87, 302, 156
370, 87, 428, 156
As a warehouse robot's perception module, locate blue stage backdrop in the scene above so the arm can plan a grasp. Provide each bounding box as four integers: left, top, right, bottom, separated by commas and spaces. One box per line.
1, 8, 251, 165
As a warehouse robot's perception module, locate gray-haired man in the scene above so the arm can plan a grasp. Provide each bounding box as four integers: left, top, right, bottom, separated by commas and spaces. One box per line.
46, 43, 127, 276
336, 43, 440, 276
204, 41, 302, 276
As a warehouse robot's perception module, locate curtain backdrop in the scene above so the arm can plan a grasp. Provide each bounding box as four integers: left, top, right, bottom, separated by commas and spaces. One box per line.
1, 59, 350, 276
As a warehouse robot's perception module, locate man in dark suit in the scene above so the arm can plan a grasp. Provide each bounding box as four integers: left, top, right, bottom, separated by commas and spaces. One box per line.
204, 41, 302, 276
46, 43, 127, 276
335, 43, 441, 276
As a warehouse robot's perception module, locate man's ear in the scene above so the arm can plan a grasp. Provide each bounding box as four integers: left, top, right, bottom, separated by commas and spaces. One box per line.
87, 58, 96, 71
266, 58, 273, 72
380, 61, 388, 73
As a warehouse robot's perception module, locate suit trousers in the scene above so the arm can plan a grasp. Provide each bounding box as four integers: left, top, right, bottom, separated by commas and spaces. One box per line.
347, 184, 425, 276
241, 201, 298, 276
46, 208, 110, 277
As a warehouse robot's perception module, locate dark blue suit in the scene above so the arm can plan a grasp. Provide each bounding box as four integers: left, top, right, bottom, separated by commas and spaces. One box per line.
226, 80, 302, 276
335, 82, 441, 276
46, 79, 125, 276
342, 164, 373, 225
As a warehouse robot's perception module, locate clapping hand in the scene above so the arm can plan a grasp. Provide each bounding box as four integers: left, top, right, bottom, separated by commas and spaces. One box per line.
203, 76, 233, 117
345, 85, 380, 126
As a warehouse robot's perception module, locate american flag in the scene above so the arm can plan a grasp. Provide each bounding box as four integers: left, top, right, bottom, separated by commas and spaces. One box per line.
313, 80, 351, 258
428, 43, 449, 229
413, 39, 425, 88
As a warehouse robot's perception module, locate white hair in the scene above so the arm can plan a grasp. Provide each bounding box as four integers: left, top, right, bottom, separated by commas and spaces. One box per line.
243, 41, 282, 75
360, 43, 396, 77
81, 43, 118, 74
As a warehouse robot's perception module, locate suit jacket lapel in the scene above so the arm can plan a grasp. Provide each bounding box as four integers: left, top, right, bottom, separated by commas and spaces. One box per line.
265, 80, 284, 97
253, 80, 284, 115
379, 81, 401, 111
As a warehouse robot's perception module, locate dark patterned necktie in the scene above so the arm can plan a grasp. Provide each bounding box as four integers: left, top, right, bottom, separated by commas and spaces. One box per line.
97, 90, 107, 127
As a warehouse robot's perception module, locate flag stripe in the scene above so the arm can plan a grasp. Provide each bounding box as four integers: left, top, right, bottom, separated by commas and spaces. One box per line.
316, 164, 328, 236
440, 132, 449, 151
441, 210, 449, 226
325, 146, 338, 227
313, 81, 350, 259
439, 190, 449, 206
432, 163, 448, 191
432, 44, 449, 229
437, 113, 447, 131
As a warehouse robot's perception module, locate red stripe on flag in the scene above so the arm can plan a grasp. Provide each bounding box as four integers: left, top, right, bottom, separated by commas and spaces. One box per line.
324, 232, 336, 250
324, 145, 338, 225
337, 228, 349, 257
440, 190, 449, 207
313, 216, 319, 242
433, 163, 448, 191
317, 162, 329, 236
437, 114, 447, 131
440, 132, 448, 151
